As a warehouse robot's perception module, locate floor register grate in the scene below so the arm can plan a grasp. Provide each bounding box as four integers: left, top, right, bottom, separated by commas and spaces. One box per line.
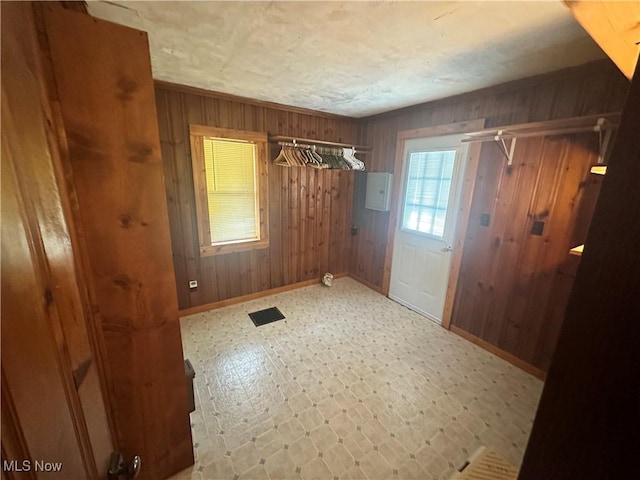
248, 306, 285, 327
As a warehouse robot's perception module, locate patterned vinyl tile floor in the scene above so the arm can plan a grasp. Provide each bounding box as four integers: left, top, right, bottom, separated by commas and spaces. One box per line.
170, 278, 542, 480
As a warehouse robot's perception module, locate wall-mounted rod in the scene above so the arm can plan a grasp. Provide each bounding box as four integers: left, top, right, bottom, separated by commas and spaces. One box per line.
270, 135, 371, 152
462, 112, 620, 143
462, 112, 621, 167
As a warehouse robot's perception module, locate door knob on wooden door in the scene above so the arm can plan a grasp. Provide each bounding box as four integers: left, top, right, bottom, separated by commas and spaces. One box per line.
107, 452, 141, 479
441, 245, 453, 252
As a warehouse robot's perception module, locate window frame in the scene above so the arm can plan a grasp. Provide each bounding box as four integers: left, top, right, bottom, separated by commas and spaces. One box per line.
189, 125, 269, 257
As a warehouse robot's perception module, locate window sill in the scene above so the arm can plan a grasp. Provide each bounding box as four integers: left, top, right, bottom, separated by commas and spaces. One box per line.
199, 239, 269, 257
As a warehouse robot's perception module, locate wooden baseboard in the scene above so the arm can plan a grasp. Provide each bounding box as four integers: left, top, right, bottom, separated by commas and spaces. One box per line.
347, 273, 384, 294
450, 326, 546, 380
179, 272, 349, 317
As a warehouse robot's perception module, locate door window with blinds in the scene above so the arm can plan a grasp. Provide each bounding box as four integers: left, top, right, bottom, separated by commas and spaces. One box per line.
190, 125, 268, 256
401, 149, 457, 238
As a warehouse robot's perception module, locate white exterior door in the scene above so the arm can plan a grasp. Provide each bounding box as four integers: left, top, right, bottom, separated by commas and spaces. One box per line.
389, 134, 469, 324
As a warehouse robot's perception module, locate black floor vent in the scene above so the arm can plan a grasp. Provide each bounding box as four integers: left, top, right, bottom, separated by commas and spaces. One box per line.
248, 307, 285, 327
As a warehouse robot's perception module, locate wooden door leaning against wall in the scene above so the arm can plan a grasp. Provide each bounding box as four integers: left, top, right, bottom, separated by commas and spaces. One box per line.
33, 3, 195, 479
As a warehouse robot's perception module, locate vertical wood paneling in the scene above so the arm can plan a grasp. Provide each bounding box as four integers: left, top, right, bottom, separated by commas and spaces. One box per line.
289, 166, 300, 282
452, 134, 610, 371
267, 148, 282, 288
320, 170, 332, 275
307, 168, 317, 278
156, 85, 359, 310
353, 60, 629, 372
157, 90, 189, 309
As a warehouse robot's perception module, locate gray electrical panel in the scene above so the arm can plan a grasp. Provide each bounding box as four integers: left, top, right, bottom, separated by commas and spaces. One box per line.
365, 172, 393, 212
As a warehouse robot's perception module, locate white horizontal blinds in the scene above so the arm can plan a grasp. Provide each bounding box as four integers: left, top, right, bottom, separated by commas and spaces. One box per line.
203, 137, 259, 245
402, 150, 456, 238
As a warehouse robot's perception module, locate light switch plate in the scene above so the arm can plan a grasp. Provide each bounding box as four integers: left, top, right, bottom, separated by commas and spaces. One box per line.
531, 221, 545, 236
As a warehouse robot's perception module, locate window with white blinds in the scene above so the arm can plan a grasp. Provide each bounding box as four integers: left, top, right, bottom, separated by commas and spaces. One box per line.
401, 149, 456, 238
203, 137, 258, 244
189, 125, 268, 256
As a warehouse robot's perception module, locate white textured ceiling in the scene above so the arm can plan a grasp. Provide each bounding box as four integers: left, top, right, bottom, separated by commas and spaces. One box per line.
86, 1, 604, 118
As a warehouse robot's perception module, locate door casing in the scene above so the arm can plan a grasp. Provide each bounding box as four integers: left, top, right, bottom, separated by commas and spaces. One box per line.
389, 134, 470, 324
382, 119, 485, 329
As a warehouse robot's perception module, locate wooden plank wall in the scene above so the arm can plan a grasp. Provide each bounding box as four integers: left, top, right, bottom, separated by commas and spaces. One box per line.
352, 60, 629, 371
155, 85, 360, 310
451, 134, 605, 371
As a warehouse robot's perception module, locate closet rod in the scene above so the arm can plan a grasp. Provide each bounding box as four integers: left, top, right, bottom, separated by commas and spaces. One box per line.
462, 123, 619, 143
270, 135, 371, 151
462, 112, 621, 166
462, 112, 621, 142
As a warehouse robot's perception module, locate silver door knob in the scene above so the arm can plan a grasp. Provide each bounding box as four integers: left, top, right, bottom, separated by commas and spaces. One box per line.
108, 452, 141, 479
441, 245, 453, 252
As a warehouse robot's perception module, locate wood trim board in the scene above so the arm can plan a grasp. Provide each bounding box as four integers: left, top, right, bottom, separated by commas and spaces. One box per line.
348, 273, 385, 294
442, 139, 484, 330
177, 272, 544, 381
362, 59, 617, 122
179, 272, 349, 317
451, 326, 546, 380
564, 1, 640, 80
155, 80, 356, 121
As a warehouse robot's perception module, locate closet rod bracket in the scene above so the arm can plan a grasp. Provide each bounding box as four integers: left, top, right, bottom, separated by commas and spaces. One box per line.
595, 118, 613, 164
494, 131, 517, 166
